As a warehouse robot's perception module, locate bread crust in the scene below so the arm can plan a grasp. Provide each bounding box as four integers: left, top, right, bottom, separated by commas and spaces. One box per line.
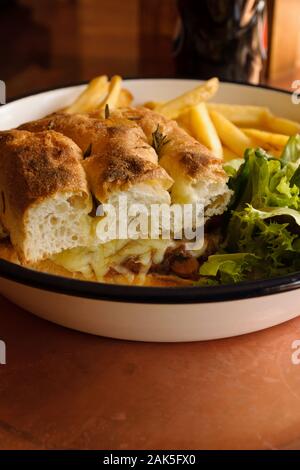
20, 112, 105, 154
0, 129, 90, 216
20, 113, 173, 201
83, 148, 172, 202
19, 107, 227, 188
113, 106, 227, 184
0, 129, 92, 262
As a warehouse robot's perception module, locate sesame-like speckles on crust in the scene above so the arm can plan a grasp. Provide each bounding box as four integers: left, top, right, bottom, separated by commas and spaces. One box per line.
18, 106, 227, 195
113, 106, 228, 183
104, 154, 147, 182
179, 150, 225, 180
82, 145, 172, 202
0, 129, 88, 213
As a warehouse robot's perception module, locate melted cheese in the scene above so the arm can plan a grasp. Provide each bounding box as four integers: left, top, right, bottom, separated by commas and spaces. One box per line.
51, 183, 183, 281
52, 238, 173, 281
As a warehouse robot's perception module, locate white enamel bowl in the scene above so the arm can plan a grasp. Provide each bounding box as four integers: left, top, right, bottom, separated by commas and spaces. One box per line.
0, 79, 300, 342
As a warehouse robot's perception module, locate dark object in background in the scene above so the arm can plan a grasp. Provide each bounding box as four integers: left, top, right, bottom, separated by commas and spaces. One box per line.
0, 0, 50, 80
174, 0, 267, 84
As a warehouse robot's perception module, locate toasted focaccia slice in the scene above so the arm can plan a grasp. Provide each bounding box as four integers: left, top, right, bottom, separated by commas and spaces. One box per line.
19, 112, 173, 200
20, 112, 174, 243
19, 112, 159, 165
114, 107, 232, 217
21, 108, 231, 218
0, 130, 92, 262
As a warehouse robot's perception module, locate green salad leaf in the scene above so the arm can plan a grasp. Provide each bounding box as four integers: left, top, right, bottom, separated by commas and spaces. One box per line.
223, 158, 244, 178
229, 147, 300, 211
199, 253, 258, 285
199, 134, 300, 285
281, 135, 300, 164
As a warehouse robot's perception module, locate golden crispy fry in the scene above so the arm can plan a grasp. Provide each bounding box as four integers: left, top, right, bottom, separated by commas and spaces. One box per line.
207, 103, 269, 127
189, 103, 223, 158
222, 146, 239, 162
263, 111, 300, 136
96, 75, 122, 111
65, 75, 109, 114
242, 128, 289, 151
176, 110, 194, 136
143, 101, 164, 110
210, 110, 254, 157
117, 88, 133, 108
155, 78, 219, 119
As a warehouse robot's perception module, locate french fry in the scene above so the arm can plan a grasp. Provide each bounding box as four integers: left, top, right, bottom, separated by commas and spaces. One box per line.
207, 103, 269, 128
65, 75, 109, 114
263, 111, 300, 136
155, 78, 219, 119
117, 88, 133, 108
242, 128, 289, 150
222, 146, 239, 162
189, 103, 223, 158
143, 100, 164, 110
176, 110, 194, 136
96, 75, 122, 111
210, 110, 253, 157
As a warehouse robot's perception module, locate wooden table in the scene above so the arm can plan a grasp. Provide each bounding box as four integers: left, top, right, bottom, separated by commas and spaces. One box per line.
1, 0, 300, 451
1, 293, 300, 450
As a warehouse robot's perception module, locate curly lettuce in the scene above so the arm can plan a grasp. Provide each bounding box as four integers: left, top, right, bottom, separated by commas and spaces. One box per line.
199, 134, 300, 285
199, 253, 258, 284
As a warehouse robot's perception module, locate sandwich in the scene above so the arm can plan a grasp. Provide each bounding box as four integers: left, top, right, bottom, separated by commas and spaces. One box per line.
0, 80, 231, 286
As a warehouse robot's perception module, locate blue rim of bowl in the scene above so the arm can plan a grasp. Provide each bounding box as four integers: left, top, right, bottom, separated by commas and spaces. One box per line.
0, 78, 299, 304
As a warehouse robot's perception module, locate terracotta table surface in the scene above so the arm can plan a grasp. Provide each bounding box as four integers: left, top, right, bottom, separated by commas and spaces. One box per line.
2, 295, 300, 450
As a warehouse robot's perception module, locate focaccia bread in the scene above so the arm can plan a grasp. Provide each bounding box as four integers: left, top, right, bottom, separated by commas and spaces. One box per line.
19, 112, 175, 255
20, 112, 173, 202
0, 130, 92, 262
113, 107, 232, 217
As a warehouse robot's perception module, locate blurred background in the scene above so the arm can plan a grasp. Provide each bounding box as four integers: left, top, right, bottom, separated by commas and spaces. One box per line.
0, 0, 300, 100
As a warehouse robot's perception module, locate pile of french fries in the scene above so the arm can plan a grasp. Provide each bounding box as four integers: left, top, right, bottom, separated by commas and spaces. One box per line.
65, 75, 133, 115
145, 77, 300, 160
65, 75, 300, 162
